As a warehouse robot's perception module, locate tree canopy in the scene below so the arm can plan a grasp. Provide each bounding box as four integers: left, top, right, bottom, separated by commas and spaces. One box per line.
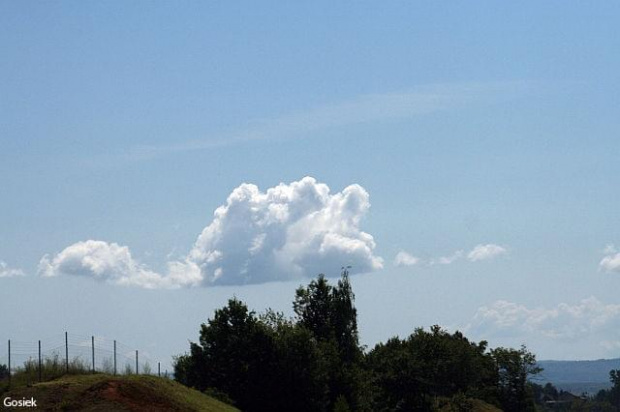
175, 272, 547, 412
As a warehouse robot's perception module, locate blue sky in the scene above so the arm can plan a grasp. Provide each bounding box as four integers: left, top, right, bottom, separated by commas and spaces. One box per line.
1, 2, 620, 369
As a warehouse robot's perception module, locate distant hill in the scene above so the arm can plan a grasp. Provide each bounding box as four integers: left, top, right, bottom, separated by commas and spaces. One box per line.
536, 358, 620, 395
1, 374, 239, 412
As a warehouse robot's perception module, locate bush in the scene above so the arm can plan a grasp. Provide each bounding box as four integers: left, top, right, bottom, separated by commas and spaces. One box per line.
333, 395, 351, 412
0, 364, 9, 380
448, 392, 474, 412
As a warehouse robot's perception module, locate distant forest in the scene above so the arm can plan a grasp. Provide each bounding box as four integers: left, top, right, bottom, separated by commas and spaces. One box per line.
174, 272, 620, 411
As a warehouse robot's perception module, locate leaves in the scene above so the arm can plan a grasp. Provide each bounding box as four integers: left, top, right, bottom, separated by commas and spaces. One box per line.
174, 274, 549, 412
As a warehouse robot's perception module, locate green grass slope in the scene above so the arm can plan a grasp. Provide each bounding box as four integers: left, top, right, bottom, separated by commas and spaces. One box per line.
435, 397, 503, 412
2, 374, 239, 412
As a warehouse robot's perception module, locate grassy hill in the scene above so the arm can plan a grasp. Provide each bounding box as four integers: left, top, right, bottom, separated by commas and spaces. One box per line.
1, 374, 239, 412
1, 374, 504, 412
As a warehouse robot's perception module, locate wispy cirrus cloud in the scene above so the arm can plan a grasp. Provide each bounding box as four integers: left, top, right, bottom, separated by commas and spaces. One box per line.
127, 81, 526, 161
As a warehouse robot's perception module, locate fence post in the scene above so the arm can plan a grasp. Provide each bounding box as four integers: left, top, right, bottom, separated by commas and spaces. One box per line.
113, 340, 117, 375
135, 350, 139, 375
158, 361, 161, 377
91, 336, 95, 374
7, 339, 10, 386
65, 331, 69, 373
38, 340, 42, 382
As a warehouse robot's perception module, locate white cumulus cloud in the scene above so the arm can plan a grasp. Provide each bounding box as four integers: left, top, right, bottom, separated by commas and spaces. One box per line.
466, 244, 507, 262
434, 250, 464, 265
468, 297, 620, 340
394, 251, 420, 267
38, 240, 202, 289
39, 177, 383, 288
184, 176, 383, 285
415, 244, 508, 267
0, 261, 25, 278
600, 245, 620, 273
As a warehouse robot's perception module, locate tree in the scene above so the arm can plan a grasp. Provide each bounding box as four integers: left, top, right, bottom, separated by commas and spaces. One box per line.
332, 271, 361, 363
529, 382, 561, 407
610, 369, 620, 408
490, 345, 542, 412
293, 271, 368, 411
366, 336, 431, 411
294, 270, 360, 359
365, 326, 497, 411
294, 274, 335, 342
175, 299, 330, 412
0, 364, 8, 380
174, 272, 550, 412
264, 314, 329, 412
174, 298, 273, 410
406, 326, 496, 399
333, 395, 352, 412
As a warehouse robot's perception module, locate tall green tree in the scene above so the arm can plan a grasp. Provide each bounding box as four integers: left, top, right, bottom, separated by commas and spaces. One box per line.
366, 326, 497, 411
294, 270, 360, 358
490, 345, 541, 412
260, 310, 329, 412
293, 270, 368, 411
610, 369, 620, 408
175, 298, 330, 412
294, 274, 335, 342
365, 336, 431, 411
174, 298, 275, 411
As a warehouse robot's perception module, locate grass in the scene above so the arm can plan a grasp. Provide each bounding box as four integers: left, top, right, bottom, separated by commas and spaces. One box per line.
1, 353, 91, 389
1, 374, 239, 411
0, 355, 238, 411
435, 395, 503, 412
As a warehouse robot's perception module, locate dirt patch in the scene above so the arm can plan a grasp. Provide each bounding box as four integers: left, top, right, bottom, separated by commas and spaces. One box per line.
89, 379, 184, 412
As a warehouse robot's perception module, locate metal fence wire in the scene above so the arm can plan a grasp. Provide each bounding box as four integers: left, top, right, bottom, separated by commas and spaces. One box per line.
0, 332, 168, 385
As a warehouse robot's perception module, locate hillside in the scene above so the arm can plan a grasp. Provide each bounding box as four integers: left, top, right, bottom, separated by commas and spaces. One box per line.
537, 358, 620, 394
436, 397, 502, 412
1, 374, 239, 412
